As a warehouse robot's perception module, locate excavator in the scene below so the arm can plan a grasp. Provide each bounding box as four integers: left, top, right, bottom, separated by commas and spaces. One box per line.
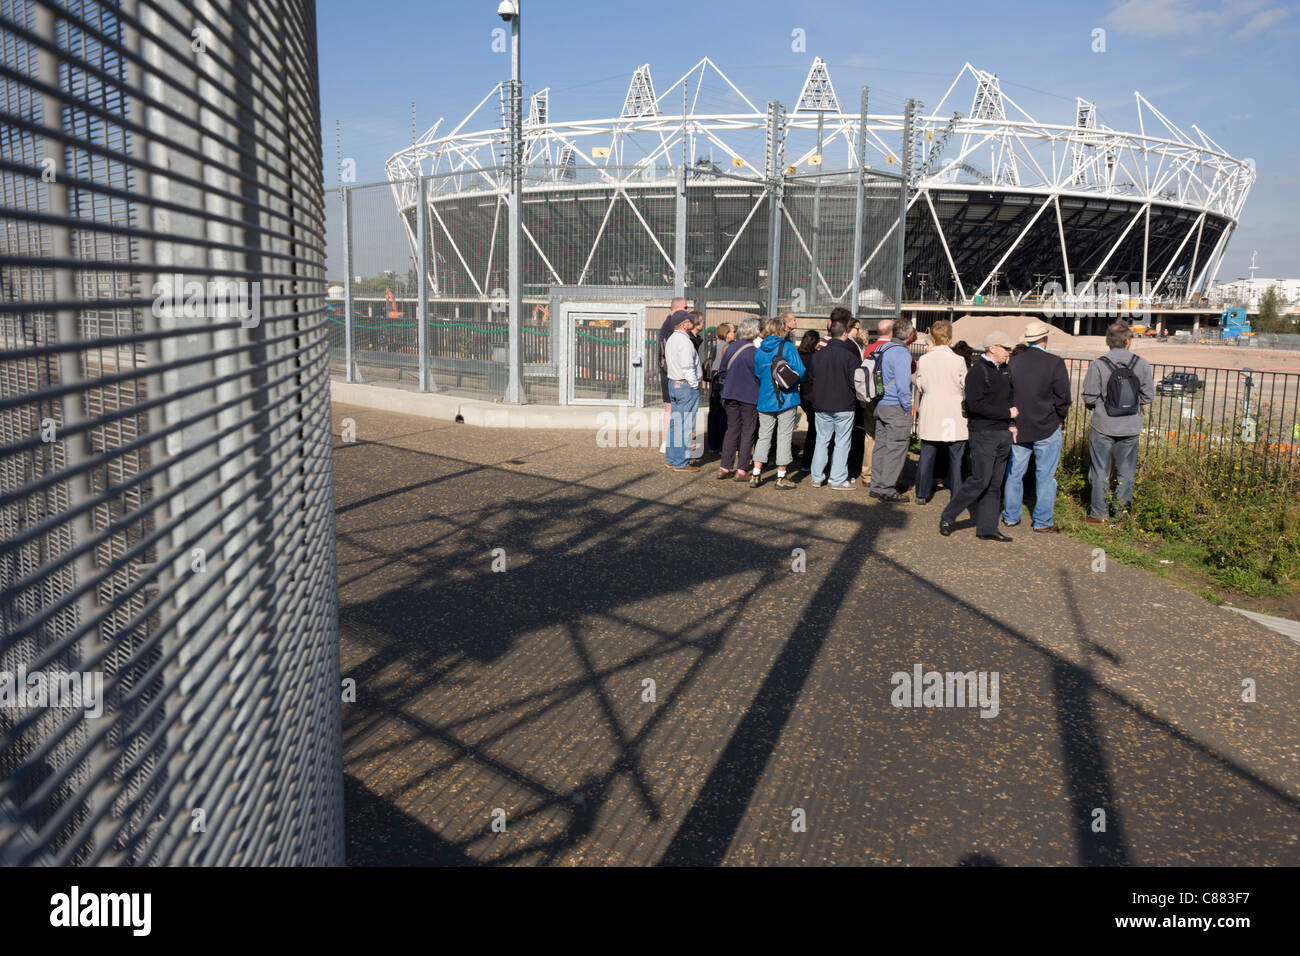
385, 288, 401, 319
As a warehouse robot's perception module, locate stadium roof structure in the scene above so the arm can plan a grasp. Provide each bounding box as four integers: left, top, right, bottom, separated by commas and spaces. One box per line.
385, 58, 1255, 304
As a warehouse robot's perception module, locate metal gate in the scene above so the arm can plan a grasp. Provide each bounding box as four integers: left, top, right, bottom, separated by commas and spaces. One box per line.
557, 304, 646, 406
0, 0, 342, 865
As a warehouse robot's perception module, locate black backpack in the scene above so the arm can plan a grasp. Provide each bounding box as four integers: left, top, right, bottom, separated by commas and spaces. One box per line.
1100, 355, 1141, 417
770, 342, 800, 406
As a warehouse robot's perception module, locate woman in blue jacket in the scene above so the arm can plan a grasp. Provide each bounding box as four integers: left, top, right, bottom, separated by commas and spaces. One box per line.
751, 316, 806, 489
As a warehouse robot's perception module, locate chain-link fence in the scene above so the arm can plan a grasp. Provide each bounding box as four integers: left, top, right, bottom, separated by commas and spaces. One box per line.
334, 160, 906, 405
1, 0, 342, 865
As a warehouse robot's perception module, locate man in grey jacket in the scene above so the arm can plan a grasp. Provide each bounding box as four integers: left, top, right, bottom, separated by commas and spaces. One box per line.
1081, 322, 1155, 523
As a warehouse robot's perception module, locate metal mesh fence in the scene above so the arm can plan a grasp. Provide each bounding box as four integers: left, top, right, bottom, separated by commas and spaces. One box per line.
338, 161, 905, 405
0, 0, 342, 865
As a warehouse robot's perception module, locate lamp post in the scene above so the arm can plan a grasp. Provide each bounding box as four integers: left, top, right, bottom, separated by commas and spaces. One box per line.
499, 0, 523, 403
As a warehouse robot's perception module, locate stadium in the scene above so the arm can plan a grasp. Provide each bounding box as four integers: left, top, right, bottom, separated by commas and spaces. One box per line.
382, 58, 1255, 316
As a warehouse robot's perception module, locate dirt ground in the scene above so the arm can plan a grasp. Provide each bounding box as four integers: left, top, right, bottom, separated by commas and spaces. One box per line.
1061, 336, 1300, 372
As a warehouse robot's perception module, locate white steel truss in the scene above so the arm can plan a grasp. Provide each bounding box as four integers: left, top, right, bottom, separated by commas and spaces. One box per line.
385, 58, 1255, 305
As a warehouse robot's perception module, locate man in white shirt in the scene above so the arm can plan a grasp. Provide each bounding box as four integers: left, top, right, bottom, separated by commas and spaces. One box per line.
664, 311, 703, 471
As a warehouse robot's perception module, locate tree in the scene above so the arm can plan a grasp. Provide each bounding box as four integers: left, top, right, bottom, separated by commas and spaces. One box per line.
1254, 285, 1290, 334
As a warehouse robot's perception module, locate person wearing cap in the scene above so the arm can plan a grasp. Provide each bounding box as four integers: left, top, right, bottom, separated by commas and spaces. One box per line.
658, 299, 690, 452
939, 330, 1018, 541
1001, 320, 1071, 532
663, 310, 703, 472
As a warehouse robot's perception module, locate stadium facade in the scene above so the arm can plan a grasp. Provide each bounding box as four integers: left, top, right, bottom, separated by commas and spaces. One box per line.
384, 58, 1254, 314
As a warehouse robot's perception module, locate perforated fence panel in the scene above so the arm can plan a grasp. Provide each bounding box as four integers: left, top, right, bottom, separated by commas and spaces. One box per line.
0, 0, 342, 865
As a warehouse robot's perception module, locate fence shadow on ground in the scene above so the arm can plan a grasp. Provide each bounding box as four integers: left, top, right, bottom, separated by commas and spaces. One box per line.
333, 424, 1300, 866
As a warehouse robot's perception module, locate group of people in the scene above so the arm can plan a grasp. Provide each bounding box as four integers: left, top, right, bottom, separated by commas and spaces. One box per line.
658, 299, 1155, 540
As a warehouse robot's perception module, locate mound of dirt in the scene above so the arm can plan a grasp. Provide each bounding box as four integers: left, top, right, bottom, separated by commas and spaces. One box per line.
946, 314, 1074, 350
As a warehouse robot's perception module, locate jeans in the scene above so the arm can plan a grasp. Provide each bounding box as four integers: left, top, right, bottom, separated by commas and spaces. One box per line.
720, 400, 758, 471
811, 410, 855, 485
754, 406, 797, 467
1089, 428, 1139, 519
1002, 426, 1063, 528
666, 381, 700, 468
941, 430, 1012, 535
917, 439, 966, 502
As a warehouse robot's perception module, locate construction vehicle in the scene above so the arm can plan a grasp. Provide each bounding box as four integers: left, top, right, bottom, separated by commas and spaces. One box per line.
385, 288, 402, 319
1219, 307, 1252, 341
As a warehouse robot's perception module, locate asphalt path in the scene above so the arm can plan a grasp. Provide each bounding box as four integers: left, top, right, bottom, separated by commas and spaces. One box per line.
333, 402, 1300, 865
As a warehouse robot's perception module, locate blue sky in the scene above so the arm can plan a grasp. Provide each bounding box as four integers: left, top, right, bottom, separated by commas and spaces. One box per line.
317, 0, 1300, 282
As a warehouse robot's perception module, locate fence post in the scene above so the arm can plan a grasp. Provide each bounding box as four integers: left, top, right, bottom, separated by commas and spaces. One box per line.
765, 100, 785, 315
417, 175, 429, 392
895, 98, 918, 320
343, 185, 355, 382
674, 82, 687, 300
809, 109, 824, 310
850, 86, 869, 318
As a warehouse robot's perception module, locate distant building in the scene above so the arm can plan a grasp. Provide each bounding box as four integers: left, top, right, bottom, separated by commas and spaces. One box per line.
327, 284, 345, 299
1212, 277, 1300, 309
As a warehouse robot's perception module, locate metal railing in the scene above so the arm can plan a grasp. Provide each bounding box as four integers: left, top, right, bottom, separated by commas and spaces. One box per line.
1, 0, 342, 865
1059, 358, 1300, 492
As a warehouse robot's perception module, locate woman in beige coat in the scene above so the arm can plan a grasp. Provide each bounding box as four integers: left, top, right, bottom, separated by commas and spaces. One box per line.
913, 320, 968, 504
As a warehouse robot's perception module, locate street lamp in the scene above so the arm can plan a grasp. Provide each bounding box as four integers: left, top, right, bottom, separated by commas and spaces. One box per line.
499, 0, 523, 403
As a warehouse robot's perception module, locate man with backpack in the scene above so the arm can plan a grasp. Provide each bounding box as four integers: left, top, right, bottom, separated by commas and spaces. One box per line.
1081, 321, 1154, 523
866, 318, 917, 502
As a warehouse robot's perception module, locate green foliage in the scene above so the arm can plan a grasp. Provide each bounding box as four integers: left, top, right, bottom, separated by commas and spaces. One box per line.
1058, 433, 1300, 596
1253, 285, 1293, 334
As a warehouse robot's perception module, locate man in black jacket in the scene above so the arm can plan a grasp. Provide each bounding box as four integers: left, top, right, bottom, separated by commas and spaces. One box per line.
1002, 321, 1071, 533
940, 331, 1019, 541
807, 316, 860, 489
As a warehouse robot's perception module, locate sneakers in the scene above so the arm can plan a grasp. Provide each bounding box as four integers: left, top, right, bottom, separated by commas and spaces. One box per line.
830, 481, 855, 491
774, 475, 795, 490
748, 473, 761, 488
810, 478, 826, 488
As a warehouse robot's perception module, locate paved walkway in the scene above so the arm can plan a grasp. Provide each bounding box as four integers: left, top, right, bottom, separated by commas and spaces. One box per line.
333, 402, 1300, 865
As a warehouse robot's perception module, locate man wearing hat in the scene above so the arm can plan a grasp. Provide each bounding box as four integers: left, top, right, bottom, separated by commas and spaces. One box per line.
1001, 320, 1071, 532
939, 330, 1018, 541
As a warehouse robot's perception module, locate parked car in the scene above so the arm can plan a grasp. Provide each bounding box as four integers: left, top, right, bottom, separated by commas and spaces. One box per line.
1157, 371, 1201, 396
